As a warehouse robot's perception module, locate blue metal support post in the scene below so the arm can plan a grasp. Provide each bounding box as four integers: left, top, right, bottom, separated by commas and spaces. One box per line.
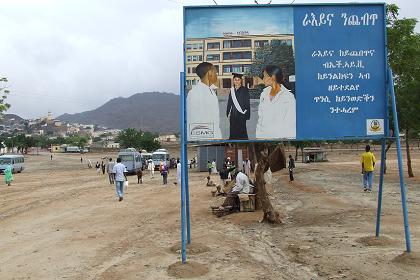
179, 72, 187, 263
185, 149, 191, 245
388, 68, 412, 252
375, 137, 386, 237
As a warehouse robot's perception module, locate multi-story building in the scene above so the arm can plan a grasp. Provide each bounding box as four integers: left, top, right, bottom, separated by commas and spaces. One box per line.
185, 34, 294, 94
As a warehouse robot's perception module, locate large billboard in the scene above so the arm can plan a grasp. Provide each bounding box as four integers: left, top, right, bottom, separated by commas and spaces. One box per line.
184, 4, 387, 142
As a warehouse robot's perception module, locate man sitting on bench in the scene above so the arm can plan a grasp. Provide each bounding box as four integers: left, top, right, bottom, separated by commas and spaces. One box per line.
218, 170, 250, 213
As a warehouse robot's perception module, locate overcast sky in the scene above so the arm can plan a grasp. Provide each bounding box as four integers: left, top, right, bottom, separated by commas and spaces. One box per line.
0, 0, 418, 119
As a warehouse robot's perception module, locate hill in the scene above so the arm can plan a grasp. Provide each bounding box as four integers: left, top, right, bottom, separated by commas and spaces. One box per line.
1, 114, 24, 123
58, 92, 179, 133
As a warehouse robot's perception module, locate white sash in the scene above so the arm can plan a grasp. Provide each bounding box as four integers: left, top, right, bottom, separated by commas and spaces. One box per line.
230, 87, 247, 115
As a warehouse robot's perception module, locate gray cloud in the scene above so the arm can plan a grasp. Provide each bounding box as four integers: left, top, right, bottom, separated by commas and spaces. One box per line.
0, 0, 417, 119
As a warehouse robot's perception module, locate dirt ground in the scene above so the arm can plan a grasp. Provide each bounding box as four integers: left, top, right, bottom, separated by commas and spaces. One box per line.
0, 148, 419, 280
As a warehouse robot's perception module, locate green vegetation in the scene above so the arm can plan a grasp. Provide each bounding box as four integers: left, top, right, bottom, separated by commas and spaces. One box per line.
248, 40, 295, 97
387, 4, 420, 177
117, 128, 160, 152
0, 134, 90, 153
0, 77, 11, 116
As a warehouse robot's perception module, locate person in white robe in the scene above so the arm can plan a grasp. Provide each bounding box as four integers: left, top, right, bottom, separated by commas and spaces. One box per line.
187, 62, 222, 140
243, 159, 251, 177
211, 160, 218, 174
256, 65, 296, 139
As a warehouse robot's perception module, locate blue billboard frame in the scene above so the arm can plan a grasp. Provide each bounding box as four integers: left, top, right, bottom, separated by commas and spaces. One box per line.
183, 3, 389, 143
179, 3, 411, 264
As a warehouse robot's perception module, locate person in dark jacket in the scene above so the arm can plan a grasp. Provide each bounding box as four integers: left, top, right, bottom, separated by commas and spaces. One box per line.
219, 164, 230, 186
288, 155, 295, 182
101, 160, 106, 175
226, 73, 250, 140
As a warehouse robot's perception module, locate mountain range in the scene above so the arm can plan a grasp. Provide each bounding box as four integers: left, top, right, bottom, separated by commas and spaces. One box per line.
58, 92, 179, 134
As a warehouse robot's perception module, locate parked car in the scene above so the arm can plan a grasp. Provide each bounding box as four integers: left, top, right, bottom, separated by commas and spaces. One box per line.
0, 154, 25, 174
117, 148, 142, 174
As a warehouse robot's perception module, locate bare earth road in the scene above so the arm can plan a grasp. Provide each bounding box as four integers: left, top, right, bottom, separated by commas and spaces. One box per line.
0, 149, 419, 279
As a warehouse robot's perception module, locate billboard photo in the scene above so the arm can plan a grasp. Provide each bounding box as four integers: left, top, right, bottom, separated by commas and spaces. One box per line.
184, 4, 386, 142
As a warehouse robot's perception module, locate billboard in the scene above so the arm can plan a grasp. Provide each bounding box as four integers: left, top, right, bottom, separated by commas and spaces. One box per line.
184, 4, 387, 142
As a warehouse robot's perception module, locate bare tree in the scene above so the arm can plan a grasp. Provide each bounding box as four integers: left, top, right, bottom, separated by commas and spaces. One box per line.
252, 143, 284, 224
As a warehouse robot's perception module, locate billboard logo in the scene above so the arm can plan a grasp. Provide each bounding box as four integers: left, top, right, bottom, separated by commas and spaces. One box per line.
366, 119, 384, 135
189, 123, 214, 139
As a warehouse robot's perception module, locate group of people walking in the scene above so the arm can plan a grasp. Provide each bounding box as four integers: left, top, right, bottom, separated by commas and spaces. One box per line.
89, 156, 181, 202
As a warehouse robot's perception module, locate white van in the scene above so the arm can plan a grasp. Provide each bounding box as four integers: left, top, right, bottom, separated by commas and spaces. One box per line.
0, 155, 25, 173
152, 149, 170, 170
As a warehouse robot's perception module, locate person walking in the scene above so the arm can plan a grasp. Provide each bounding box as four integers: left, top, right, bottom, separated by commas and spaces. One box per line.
80, 157, 83, 163
112, 158, 127, 201
4, 164, 13, 186
50, 154, 53, 160
361, 145, 376, 192
288, 155, 295, 182
107, 158, 115, 185
148, 159, 155, 179
176, 158, 181, 186
207, 161, 212, 176
95, 161, 101, 173
101, 160, 106, 175
160, 160, 168, 185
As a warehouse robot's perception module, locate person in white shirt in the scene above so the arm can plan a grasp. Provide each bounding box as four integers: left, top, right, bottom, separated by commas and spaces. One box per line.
243, 159, 251, 177
147, 159, 155, 179
211, 159, 218, 174
219, 171, 250, 211
256, 65, 296, 139
112, 158, 127, 201
187, 62, 222, 140
106, 158, 115, 185
176, 158, 181, 186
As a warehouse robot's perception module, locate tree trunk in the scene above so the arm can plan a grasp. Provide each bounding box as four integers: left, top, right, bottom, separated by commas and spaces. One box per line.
384, 140, 393, 174
254, 145, 282, 224
295, 146, 298, 161
234, 144, 239, 170
300, 147, 304, 163
249, 143, 257, 173
406, 129, 414, 178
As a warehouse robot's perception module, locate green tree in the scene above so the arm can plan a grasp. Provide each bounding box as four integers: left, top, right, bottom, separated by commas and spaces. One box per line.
117, 128, 141, 149
0, 77, 11, 116
387, 4, 420, 177
139, 131, 161, 152
291, 141, 311, 162
34, 135, 49, 148
66, 135, 89, 148
248, 41, 295, 97
117, 128, 160, 152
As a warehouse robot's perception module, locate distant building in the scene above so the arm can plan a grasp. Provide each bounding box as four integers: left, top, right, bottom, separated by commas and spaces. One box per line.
186, 34, 294, 94
51, 145, 65, 153
302, 148, 328, 162
156, 134, 178, 143
105, 142, 120, 149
